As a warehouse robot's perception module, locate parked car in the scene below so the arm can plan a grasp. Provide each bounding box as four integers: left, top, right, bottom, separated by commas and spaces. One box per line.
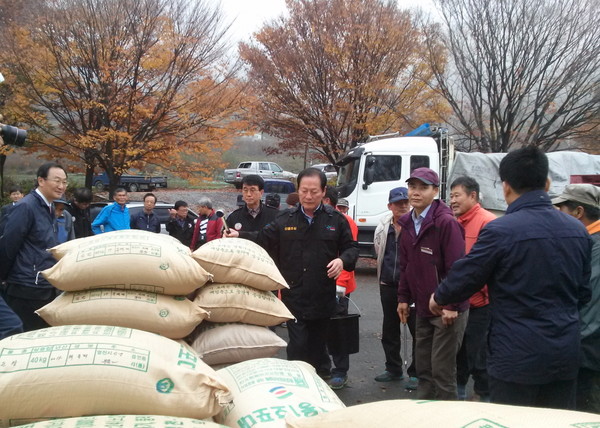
224, 161, 297, 188
93, 172, 168, 192
90, 202, 198, 234
311, 163, 338, 181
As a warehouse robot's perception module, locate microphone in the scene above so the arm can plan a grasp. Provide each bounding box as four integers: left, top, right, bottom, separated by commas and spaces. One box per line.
215, 209, 230, 234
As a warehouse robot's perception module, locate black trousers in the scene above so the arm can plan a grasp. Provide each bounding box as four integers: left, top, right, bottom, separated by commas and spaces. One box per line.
380, 283, 416, 377
287, 317, 331, 377
4, 294, 52, 332
489, 376, 576, 410
456, 305, 490, 396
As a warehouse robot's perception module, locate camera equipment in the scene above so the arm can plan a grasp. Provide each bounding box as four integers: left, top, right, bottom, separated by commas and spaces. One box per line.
0, 124, 27, 147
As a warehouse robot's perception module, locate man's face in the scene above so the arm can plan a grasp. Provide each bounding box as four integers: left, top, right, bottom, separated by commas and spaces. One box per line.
114, 191, 128, 206
450, 185, 477, 217
388, 199, 410, 218
74, 200, 90, 210
54, 202, 65, 218
298, 175, 325, 212
176, 205, 188, 219
197, 205, 209, 216
407, 179, 438, 212
242, 185, 263, 209
337, 205, 349, 214
38, 167, 67, 202
143, 196, 156, 213
9, 191, 23, 202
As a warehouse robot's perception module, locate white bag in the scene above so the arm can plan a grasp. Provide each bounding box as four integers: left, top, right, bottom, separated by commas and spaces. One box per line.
188, 323, 287, 366
36, 290, 209, 339
0, 325, 232, 425
12, 415, 228, 428
43, 230, 212, 295
192, 238, 288, 291
215, 358, 344, 428
194, 283, 293, 326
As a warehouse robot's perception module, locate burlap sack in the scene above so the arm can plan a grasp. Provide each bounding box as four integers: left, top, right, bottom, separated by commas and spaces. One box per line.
215, 358, 344, 428
285, 399, 600, 428
188, 323, 287, 366
192, 238, 288, 291
12, 415, 228, 428
36, 290, 209, 339
0, 325, 232, 426
49, 230, 190, 260
194, 283, 293, 326
42, 231, 212, 295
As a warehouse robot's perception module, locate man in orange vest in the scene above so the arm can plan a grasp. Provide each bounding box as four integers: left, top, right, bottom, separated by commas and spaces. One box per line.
323, 191, 358, 390
449, 176, 497, 401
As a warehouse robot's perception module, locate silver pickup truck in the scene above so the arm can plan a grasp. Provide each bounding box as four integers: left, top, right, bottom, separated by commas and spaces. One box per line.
224, 161, 297, 188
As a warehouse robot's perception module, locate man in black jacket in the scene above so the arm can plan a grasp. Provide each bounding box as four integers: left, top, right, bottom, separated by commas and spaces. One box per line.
226, 175, 279, 240
0, 162, 66, 331
225, 168, 359, 378
66, 187, 93, 238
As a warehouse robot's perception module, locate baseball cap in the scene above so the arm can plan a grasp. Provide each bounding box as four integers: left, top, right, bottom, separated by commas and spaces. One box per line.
406, 167, 439, 186
388, 187, 408, 203
336, 198, 349, 208
551, 184, 600, 208
53, 198, 70, 205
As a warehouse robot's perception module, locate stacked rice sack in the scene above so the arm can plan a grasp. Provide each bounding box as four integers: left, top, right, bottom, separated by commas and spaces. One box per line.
0, 230, 232, 426
0, 326, 232, 426
37, 230, 211, 339
189, 238, 293, 366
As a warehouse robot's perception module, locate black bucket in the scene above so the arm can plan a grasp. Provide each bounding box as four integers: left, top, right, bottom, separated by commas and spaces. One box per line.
327, 313, 360, 355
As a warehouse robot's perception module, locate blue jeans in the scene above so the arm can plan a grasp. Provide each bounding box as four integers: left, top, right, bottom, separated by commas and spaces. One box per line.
0, 295, 23, 339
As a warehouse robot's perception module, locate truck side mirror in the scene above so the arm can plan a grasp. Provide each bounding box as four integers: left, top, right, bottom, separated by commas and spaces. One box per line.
363, 156, 376, 188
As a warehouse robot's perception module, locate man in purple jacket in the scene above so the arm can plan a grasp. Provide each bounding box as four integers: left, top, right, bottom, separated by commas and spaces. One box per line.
397, 167, 468, 400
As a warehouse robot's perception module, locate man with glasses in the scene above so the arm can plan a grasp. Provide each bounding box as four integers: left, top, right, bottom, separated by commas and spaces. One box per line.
0, 162, 67, 331
92, 188, 130, 234
226, 175, 279, 240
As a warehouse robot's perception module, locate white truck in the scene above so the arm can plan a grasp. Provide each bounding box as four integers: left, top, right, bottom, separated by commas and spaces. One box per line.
335, 124, 600, 258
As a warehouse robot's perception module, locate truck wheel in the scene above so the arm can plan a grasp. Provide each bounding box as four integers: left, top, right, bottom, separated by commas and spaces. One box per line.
128, 183, 139, 192
94, 181, 105, 191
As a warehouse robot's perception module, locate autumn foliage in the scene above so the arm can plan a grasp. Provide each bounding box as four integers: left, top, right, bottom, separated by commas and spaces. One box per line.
240, 0, 449, 164
0, 0, 247, 190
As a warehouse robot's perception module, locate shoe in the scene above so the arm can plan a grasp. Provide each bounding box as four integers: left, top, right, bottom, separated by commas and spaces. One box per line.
318, 371, 331, 380
405, 377, 419, 390
329, 376, 348, 390
374, 371, 403, 382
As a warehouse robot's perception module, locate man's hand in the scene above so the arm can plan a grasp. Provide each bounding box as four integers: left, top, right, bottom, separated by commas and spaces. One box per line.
441, 309, 458, 326
397, 302, 409, 324
327, 258, 343, 278
429, 293, 443, 316
223, 229, 239, 238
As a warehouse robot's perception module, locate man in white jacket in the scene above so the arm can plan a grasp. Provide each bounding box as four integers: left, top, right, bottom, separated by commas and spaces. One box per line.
373, 187, 417, 390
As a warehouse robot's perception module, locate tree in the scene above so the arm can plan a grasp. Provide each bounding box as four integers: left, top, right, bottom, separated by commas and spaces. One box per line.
424, 0, 600, 153
240, 0, 447, 164
0, 0, 246, 191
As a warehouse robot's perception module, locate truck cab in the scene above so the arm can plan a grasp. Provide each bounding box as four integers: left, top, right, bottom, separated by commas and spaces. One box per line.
336, 136, 442, 258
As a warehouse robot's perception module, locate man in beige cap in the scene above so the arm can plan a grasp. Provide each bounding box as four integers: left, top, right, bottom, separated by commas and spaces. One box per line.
552, 183, 600, 413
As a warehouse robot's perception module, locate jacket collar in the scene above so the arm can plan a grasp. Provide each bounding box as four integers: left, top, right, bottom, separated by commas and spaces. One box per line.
587, 219, 600, 236
457, 203, 482, 225
506, 190, 551, 214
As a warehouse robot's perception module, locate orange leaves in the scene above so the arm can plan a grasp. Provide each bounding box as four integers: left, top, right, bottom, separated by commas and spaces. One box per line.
241, 0, 448, 163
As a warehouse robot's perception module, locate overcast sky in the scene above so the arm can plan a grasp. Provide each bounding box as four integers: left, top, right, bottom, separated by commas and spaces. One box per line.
219, 0, 437, 43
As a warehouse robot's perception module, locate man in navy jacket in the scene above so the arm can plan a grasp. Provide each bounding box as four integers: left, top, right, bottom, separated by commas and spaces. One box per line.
430, 147, 592, 409
0, 162, 67, 331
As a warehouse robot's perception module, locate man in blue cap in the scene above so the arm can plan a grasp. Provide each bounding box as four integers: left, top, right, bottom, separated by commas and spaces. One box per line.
373, 186, 418, 390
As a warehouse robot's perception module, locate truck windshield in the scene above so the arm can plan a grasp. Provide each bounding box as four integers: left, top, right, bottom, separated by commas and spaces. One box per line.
337, 158, 360, 198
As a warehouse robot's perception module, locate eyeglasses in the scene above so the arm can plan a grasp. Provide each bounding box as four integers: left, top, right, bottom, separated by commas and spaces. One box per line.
45, 178, 68, 186
242, 188, 260, 194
